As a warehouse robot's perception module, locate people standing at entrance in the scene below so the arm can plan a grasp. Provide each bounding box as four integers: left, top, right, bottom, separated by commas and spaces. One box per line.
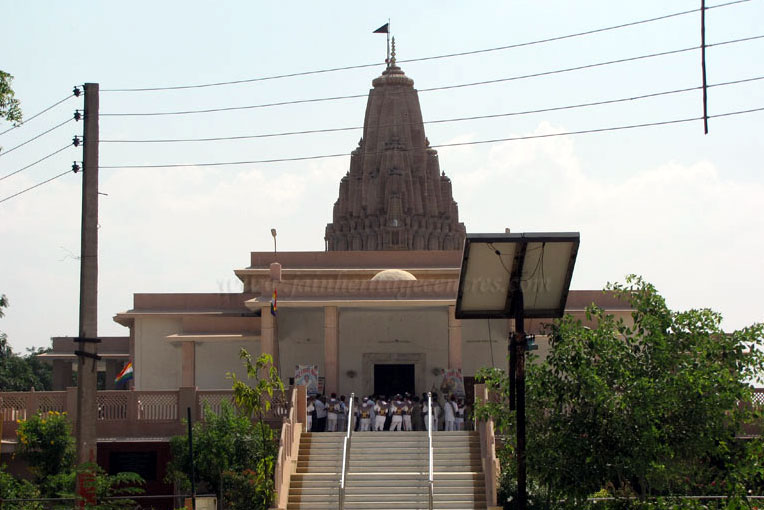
337, 395, 348, 432
314, 395, 327, 432
359, 397, 373, 431
374, 397, 388, 431
306, 396, 315, 432
411, 396, 424, 431
326, 393, 339, 432
444, 394, 457, 431
423, 393, 441, 431
455, 398, 466, 430
390, 395, 405, 431
403, 393, 413, 431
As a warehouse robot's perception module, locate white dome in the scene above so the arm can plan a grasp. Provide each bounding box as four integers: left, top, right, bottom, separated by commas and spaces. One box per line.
371, 269, 417, 281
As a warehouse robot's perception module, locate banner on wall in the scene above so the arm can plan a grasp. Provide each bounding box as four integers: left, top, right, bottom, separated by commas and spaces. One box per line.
441, 368, 466, 398
295, 365, 319, 396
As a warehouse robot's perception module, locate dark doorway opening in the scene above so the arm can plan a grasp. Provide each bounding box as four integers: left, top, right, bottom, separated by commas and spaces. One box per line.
374, 364, 415, 397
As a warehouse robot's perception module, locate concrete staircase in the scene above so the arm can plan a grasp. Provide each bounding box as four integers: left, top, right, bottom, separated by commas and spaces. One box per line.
287, 431, 487, 510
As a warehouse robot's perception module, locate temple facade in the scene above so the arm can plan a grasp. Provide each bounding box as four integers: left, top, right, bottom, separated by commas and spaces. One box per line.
325, 55, 466, 251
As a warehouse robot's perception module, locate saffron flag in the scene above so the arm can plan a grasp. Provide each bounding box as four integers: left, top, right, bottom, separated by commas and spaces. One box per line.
373, 23, 389, 34
115, 361, 134, 384
270, 288, 277, 316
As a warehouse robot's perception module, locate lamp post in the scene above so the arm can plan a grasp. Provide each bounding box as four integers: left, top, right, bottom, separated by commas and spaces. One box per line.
455, 232, 580, 510
271, 228, 277, 254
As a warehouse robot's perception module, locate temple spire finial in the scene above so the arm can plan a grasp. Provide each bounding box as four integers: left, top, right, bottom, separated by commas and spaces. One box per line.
390, 37, 396, 66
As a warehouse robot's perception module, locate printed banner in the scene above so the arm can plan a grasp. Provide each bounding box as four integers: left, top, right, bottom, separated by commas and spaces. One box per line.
295, 365, 319, 396
441, 368, 466, 398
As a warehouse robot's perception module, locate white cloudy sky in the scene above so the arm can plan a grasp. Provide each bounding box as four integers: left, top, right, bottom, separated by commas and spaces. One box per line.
1, 1, 763, 353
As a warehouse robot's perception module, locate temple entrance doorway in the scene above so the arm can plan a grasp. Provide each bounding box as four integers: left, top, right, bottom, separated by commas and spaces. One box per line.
373, 364, 415, 397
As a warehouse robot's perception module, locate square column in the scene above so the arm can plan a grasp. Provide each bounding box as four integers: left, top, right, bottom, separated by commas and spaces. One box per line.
53, 360, 73, 390
181, 342, 195, 387
324, 306, 339, 395
261, 305, 279, 368
448, 305, 462, 370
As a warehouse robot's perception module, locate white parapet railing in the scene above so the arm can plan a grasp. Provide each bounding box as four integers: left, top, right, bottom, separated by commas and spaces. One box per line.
474, 383, 500, 509
272, 385, 306, 510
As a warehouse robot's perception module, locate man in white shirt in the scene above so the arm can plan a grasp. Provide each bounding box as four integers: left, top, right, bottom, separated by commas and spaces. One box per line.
326, 393, 339, 432
374, 397, 388, 431
359, 397, 373, 431
444, 394, 457, 431
337, 395, 348, 433
390, 395, 405, 431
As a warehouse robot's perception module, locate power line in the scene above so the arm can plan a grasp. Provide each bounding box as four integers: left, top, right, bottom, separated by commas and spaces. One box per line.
99, 0, 752, 93
419, 35, 764, 94
0, 93, 76, 137
0, 144, 74, 182
100, 35, 764, 118
6, 107, 761, 206
0, 117, 75, 158
99, 76, 764, 144
0, 169, 74, 205
98, 106, 764, 170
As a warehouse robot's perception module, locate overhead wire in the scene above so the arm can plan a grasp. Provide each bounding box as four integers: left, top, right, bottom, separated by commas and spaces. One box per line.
0, 94, 76, 137
99, 34, 764, 118
98, 106, 764, 170
0, 169, 74, 205
99, 0, 753, 93
99, 76, 764, 144
0, 144, 74, 182
0, 117, 75, 158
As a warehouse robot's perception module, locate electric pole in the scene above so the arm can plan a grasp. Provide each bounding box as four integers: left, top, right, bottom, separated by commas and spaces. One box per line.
75, 82, 100, 508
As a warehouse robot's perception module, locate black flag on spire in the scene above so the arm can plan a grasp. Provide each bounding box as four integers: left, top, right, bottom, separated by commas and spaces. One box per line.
373, 23, 389, 33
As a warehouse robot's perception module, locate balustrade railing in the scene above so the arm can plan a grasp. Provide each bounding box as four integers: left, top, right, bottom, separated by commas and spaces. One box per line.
1, 387, 295, 440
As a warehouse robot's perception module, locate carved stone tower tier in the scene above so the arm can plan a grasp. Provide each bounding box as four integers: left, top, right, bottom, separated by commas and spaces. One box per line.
325, 56, 467, 251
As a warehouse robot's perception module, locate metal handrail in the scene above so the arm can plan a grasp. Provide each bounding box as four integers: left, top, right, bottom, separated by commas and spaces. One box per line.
339, 393, 354, 510
427, 392, 434, 510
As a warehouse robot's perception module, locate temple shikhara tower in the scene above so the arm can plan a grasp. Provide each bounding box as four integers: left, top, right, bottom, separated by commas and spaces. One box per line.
325, 45, 466, 251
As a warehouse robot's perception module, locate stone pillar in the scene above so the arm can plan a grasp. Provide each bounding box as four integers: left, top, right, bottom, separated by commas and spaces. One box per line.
324, 306, 339, 395
448, 305, 462, 370
181, 342, 195, 388
53, 360, 73, 390
261, 305, 277, 364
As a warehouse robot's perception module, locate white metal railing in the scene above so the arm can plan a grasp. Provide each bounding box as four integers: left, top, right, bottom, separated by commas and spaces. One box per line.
428, 391, 434, 510
339, 393, 354, 510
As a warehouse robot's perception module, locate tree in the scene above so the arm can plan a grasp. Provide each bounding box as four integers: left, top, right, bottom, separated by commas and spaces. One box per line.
16, 411, 75, 483
167, 351, 284, 510
476, 275, 764, 508
14, 411, 144, 508
0, 70, 22, 126
0, 295, 52, 391
166, 401, 275, 497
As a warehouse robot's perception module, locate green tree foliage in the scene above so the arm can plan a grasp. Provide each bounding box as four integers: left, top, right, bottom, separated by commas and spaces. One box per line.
13, 411, 144, 507
0, 466, 43, 510
16, 411, 75, 482
167, 351, 284, 510
0, 71, 22, 126
44, 463, 145, 510
0, 295, 53, 391
167, 400, 276, 496
476, 276, 764, 508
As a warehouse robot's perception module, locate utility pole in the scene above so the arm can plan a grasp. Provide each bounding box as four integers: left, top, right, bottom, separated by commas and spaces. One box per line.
74, 82, 100, 508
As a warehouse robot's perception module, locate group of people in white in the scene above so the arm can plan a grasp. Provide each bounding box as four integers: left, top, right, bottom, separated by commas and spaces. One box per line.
306, 392, 469, 432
